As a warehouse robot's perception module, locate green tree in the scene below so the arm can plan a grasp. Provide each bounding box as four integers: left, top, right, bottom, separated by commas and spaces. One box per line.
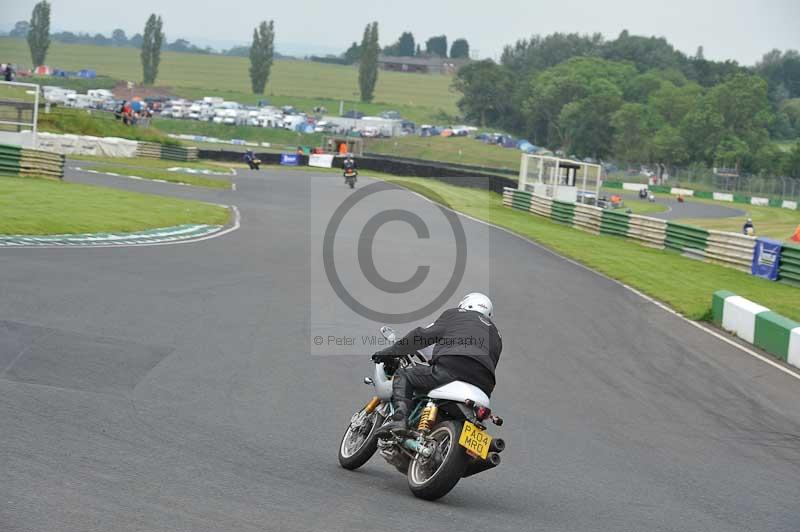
520, 57, 636, 146
714, 134, 749, 173
10, 21, 31, 38
249, 20, 275, 94
452, 60, 512, 127
709, 73, 772, 152
27, 1, 51, 67
601, 30, 684, 72
112, 29, 128, 46
358, 22, 379, 102
623, 71, 664, 102
450, 39, 470, 59
651, 125, 689, 172
500, 32, 603, 76
611, 103, 662, 162
343, 41, 361, 64
426, 35, 448, 58
383, 32, 415, 57
648, 82, 702, 126
679, 97, 725, 164
783, 143, 800, 178
558, 79, 623, 157
140, 14, 164, 85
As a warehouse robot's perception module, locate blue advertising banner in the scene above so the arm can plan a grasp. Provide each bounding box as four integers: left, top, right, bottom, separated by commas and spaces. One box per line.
751, 238, 782, 281
280, 153, 299, 166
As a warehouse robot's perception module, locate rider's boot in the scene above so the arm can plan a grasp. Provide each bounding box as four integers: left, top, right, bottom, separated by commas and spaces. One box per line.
376, 400, 410, 436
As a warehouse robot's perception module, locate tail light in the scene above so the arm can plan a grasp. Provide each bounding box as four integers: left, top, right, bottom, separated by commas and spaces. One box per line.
475, 406, 491, 421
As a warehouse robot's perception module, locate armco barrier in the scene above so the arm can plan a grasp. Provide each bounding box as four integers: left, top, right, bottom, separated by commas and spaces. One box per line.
501, 187, 762, 275
0, 143, 64, 179
137, 142, 198, 162
197, 149, 516, 194
0, 144, 22, 175
665, 222, 708, 254
778, 244, 800, 284
627, 216, 667, 248
712, 291, 800, 369
600, 209, 630, 237
705, 231, 756, 272
550, 200, 575, 225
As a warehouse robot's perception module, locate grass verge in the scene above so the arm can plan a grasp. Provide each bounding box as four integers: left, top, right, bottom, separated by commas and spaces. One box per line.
0, 176, 229, 234
70, 156, 233, 188
40, 107, 177, 145
378, 176, 800, 321
678, 197, 800, 242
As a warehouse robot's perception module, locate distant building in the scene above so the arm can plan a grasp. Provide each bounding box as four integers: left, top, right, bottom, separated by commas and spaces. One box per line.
376, 55, 470, 75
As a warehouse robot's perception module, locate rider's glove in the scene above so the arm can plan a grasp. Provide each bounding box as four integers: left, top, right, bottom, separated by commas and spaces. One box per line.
371, 351, 394, 364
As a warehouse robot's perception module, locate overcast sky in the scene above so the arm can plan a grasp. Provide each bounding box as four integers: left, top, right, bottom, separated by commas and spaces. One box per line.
2, 0, 798, 64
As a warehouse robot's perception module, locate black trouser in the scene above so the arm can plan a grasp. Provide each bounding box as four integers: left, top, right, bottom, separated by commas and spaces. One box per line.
392, 364, 455, 414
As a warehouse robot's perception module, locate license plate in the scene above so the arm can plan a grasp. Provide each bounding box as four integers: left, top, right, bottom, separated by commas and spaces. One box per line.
458, 421, 492, 460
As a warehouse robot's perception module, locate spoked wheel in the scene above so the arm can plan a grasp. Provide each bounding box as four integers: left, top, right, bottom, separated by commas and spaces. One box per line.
338, 407, 384, 470
407, 420, 469, 500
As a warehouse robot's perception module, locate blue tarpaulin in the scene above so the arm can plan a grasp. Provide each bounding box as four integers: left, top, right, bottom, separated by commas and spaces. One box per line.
751, 238, 782, 281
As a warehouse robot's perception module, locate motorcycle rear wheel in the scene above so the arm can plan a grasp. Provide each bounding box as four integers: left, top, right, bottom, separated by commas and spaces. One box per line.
338, 408, 383, 470
407, 420, 469, 500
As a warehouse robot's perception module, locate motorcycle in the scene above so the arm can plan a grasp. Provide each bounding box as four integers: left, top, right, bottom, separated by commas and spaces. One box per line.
337, 326, 505, 500
344, 167, 358, 189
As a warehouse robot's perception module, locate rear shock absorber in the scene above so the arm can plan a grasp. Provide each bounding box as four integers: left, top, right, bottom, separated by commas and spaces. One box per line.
417, 401, 438, 432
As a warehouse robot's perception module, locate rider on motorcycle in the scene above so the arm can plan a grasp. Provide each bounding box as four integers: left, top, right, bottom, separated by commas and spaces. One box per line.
343, 154, 356, 174
372, 293, 502, 435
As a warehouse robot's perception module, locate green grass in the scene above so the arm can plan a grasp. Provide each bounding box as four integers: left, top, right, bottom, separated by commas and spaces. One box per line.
68, 155, 233, 188
678, 197, 800, 242
618, 199, 669, 215
39, 107, 177, 144
378, 176, 800, 321
0, 38, 458, 122
366, 136, 522, 170
28, 75, 118, 91
0, 175, 228, 234
81, 164, 230, 188
67, 154, 229, 170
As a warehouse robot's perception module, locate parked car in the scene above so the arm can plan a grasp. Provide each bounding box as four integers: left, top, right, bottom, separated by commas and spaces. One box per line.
342, 110, 365, 119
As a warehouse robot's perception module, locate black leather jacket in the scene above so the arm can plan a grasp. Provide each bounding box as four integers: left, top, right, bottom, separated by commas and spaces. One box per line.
376, 308, 502, 394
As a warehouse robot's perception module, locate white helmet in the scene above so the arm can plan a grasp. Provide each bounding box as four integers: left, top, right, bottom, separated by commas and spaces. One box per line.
458, 292, 493, 318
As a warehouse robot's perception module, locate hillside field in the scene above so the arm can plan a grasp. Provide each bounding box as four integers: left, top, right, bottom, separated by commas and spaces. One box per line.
0, 38, 458, 123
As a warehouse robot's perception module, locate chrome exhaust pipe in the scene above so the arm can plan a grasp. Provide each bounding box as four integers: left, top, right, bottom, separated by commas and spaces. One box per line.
462, 452, 501, 478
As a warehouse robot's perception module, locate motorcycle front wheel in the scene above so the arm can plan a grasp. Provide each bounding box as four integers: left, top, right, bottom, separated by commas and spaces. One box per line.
338, 407, 384, 470
407, 420, 469, 500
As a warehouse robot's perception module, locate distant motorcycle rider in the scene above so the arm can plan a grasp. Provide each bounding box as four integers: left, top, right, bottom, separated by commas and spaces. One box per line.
372, 293, 502, 434
343, 154, 356, 173
243, 150, 260, 170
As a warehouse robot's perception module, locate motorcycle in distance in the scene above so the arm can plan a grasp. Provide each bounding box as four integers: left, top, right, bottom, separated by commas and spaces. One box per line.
338, 326, 505, 500
344, 166, 358, 188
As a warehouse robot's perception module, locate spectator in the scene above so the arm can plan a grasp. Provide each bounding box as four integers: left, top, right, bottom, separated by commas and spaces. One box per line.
743, 218, 755, 236
4, 63, 14, 81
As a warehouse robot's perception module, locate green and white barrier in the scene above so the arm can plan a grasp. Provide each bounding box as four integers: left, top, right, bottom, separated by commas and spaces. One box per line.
0, 143, 65, 179
712, 291, 800, 369
612, 182, 800, 211
502, 187, 759, 276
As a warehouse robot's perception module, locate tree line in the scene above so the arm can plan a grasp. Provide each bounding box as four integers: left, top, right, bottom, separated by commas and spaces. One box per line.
454, 31, 800, 177
9, 20, 213, 55
338, 32, 470, 65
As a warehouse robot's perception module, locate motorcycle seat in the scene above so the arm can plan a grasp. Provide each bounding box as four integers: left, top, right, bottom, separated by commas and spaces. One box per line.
428, 381, 490, 408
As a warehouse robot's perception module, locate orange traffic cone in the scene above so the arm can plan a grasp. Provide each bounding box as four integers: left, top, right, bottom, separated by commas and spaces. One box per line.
792, 225, 800, 242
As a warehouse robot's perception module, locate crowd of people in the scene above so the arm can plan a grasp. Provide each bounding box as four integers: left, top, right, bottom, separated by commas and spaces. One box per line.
114, 100, 153, 126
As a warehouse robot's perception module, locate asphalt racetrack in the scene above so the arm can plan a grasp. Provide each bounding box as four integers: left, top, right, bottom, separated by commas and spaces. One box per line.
2, 168, 799, 532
